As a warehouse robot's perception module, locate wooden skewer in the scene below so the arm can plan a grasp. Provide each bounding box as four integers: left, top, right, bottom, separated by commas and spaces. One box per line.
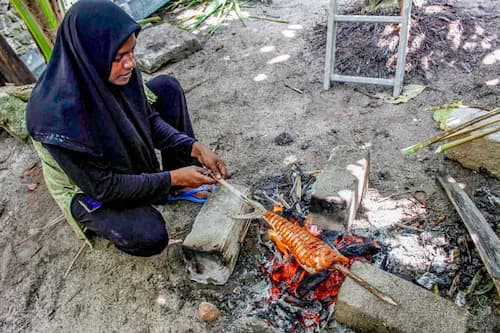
334, 263, 398, 306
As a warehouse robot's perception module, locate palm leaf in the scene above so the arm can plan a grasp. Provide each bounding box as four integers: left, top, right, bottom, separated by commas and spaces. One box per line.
10, 0, 53, 62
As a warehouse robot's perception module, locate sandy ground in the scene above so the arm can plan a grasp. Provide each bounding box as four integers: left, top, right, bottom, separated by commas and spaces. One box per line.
0, 0, 499, 332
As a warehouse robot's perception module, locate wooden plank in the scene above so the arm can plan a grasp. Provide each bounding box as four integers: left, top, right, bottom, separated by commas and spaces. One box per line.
437, 174, 500, 296
0, 34, 36, 85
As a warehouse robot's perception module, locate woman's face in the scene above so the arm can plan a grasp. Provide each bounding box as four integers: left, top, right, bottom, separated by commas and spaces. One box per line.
108, 34, 137, 85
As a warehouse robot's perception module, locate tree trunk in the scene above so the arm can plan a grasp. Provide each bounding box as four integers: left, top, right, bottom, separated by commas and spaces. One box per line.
0, 33, 36, 86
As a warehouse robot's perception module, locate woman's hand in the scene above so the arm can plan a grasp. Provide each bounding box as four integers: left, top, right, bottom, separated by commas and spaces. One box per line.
169, 166, 215, 188
190, 142, 228, 180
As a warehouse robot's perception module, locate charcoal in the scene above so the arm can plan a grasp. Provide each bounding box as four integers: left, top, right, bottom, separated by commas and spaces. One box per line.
319, 230, 343, 248
339, 242, 380, 257
297, 270, 331, 296
282, 208, 306, 225
277, 298, 304, 315
292, 266, 305, 284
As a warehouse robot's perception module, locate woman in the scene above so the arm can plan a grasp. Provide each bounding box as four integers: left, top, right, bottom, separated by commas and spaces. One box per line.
26, 0, 227, 256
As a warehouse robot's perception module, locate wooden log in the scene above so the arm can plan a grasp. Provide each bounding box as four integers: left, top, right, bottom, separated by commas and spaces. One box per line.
0, 34, 36, 86
0, 83, 34, 102
182, 184, 252, 285
437, 174, 500, 296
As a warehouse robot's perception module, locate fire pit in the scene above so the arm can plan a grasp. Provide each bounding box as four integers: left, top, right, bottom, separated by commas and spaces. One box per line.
225, 165, 384, 332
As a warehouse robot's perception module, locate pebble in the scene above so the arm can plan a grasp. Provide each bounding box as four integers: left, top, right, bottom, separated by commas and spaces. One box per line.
198, 301, 220, 322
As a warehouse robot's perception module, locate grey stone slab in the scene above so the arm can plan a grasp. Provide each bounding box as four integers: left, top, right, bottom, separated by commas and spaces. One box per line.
116, 0, 171, 20
309, 145, 370, 231
335, 261, 469, 333
182, 185, 250, 285
444, 108, 500, 179
135, 22, 202, 74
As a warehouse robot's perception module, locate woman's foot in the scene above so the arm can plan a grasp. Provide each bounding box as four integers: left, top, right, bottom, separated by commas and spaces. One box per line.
167, 184, 217, 203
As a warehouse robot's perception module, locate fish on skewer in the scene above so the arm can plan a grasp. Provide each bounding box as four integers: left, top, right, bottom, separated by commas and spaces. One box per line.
215, 177, 399, 306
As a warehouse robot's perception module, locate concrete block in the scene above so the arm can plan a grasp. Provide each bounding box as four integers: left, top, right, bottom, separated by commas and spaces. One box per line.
309, 145, 370, 231
135, 22, 202, 74
335, 261, 469, 333
444, 108, 500, 179
182, 185, 250, 285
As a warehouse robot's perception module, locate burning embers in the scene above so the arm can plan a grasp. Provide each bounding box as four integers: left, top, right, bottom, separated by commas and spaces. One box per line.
257, 211, 379, 333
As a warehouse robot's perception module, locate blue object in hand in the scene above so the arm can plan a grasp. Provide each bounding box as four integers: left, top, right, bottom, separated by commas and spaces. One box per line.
78, 195, 103, 212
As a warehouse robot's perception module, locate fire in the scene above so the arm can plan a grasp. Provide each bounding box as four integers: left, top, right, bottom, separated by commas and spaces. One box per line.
260, 206, 378, 332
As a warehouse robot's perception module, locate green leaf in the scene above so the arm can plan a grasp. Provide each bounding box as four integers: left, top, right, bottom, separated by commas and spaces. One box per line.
473, 279, 495, 296
38, 0, 59, 29
137, 16, 162, 25
10, 0, 53, 62
373, 84, 426, 104
433, 108, 454, 130
429, 100, 463, 130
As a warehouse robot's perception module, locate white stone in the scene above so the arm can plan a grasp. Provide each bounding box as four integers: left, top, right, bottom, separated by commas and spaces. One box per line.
444, 108, 500, 178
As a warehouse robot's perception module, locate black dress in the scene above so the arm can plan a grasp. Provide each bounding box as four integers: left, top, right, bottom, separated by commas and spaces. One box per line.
46, 76, 198, 257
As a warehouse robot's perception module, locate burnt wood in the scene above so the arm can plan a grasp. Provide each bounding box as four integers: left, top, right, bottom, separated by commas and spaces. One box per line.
0, 34, 36, 86
438, 174, 500, 296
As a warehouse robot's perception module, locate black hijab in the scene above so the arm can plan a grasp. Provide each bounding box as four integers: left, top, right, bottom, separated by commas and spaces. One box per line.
26, 0, 160, 174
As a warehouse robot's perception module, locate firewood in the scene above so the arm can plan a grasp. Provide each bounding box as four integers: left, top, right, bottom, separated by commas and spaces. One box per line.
437, 174, 500, 296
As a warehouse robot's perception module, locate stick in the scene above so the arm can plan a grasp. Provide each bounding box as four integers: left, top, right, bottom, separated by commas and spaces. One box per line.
434, 126, 499, 153
402, 108, 500, 154
334, 263, 398, 306
64, 243, 86, 279
248, 15, 290, 24
284, 83, 304, 94
16, 214, 65, 245
240, 220, 252, 244
260, 191, 281, 206
394, 222, 424, 232
137, 16, 161, 25
183, 79, 207, 94
215, 177, 267, 213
